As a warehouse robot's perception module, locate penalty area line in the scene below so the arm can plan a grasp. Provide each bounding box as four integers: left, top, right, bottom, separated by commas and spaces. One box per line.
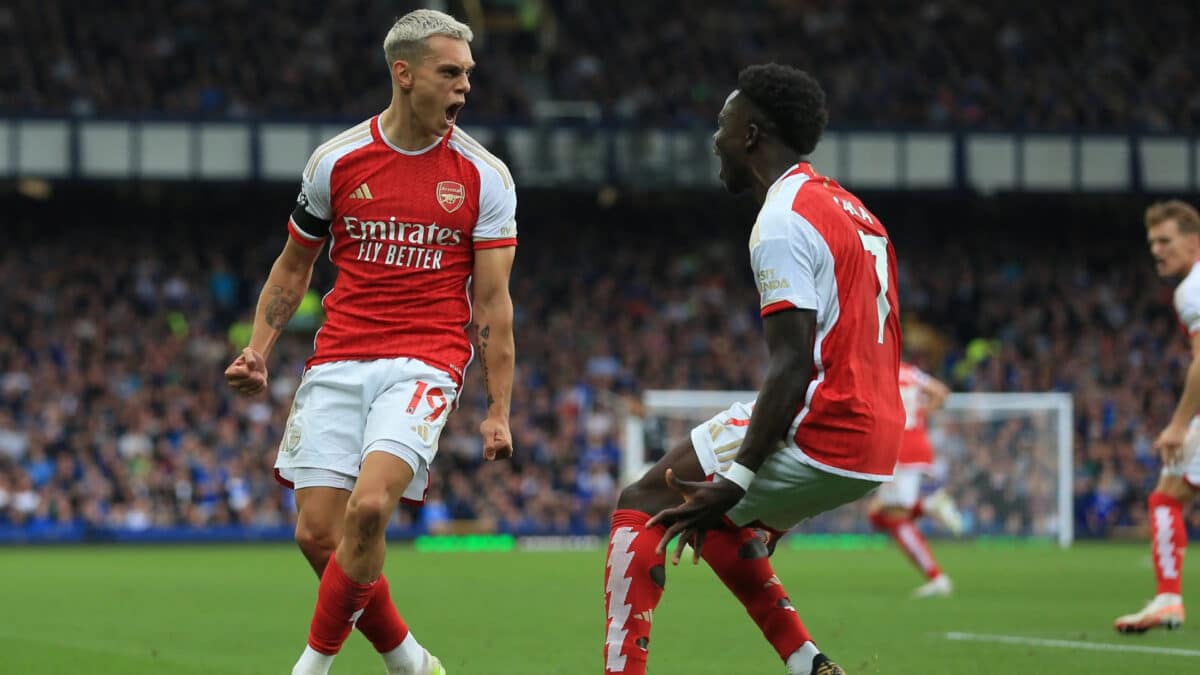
942, 632, 1200, 657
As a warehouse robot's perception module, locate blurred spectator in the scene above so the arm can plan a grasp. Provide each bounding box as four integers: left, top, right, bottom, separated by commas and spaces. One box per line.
548, 0, 1200, 131
0, 190, 1193, 540
5, 1, 1199, 131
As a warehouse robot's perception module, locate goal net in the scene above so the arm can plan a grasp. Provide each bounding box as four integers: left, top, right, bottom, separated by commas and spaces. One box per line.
622, 390, 1074, 547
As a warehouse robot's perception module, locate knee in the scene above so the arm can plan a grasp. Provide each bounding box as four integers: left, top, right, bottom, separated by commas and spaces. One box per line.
867, 509, 887, 529
295, 522, 337, 559
1154, 477, 1195, 503
294, 524, 337, 573
616, 475, 663, 512
869, 507, 903, 528
345, 492, 391, 535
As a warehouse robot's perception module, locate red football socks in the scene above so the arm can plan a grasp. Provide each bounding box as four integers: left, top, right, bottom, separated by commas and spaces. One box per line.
870, 511, 942, 580
1149, 491, 1186, 595
355, 574, 410, 653
307, 553, 377, 655
700, 527, 812, 661
604, 510, 667, 675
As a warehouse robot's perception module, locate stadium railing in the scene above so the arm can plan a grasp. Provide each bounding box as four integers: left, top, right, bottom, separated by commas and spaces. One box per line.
1, 116, 1196, 192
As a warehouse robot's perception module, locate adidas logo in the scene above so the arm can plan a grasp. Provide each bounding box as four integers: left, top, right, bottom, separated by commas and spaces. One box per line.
634, 610, 654, 623
350, 183, 373, 200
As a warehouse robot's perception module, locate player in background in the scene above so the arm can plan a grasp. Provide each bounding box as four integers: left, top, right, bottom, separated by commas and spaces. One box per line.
867, 361, 963, 598
602, 64, 904, 675
1114, 200, 1200, 634
224, 10, 516, 675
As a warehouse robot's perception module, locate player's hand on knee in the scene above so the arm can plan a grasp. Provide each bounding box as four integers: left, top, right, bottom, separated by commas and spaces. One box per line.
480, 416, 513, 461
224, 347, 268, 396
648, 468, 745, 565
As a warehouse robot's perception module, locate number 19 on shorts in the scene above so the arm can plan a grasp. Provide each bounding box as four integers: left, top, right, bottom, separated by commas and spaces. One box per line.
406, 380, 449, 423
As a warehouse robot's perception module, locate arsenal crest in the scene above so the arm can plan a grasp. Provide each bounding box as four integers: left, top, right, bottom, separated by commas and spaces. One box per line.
436, 181, 466, 213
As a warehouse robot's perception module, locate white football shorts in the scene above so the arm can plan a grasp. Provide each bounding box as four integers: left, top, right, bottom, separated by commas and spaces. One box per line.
1163, 418, 1200, 489
274, 356, 458, 504
690, 401, 880, 532
873, 464, 927, 508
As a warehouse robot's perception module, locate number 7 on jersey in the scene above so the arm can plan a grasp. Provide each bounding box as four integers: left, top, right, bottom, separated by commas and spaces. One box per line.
858, 231, 890, 344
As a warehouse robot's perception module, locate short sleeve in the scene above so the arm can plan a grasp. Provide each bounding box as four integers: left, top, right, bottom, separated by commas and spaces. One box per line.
287, 152, 334, 248
472, 162, 517, 250
750, 213, 820, 317
1176, 281, 1200, 334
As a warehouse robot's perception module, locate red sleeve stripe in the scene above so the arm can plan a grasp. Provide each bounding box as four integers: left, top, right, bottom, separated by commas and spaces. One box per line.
761, 300, 797, 317
288, 218, 326, 248
473, 237, 518, 250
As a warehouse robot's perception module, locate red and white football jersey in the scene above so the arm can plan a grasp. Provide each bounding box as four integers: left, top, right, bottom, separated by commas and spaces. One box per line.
750, 162, 903, 480
897, 361, 935, 466
288, 116, 517, 383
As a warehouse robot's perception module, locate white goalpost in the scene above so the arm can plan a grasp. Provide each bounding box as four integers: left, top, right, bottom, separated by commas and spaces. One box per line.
622, 390, 1075, 547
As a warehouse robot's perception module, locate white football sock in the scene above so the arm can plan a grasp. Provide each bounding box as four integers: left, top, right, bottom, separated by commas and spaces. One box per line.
292, 645, 335, 675
785, 640, 821, 675
382, 632, 429, 674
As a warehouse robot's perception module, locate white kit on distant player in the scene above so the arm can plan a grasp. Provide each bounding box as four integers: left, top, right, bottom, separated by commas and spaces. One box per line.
1170, 260, 1200, 487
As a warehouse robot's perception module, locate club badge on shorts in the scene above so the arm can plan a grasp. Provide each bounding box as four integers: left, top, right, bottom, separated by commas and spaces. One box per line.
283, 403, 302, 454
284, 423, 301, 454
436, 181, 466, 213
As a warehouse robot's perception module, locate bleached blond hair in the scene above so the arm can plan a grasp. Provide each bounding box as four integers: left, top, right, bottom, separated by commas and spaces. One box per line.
383, 9, 473, 66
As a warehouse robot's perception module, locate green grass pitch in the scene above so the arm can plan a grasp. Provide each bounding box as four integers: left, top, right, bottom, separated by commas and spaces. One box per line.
0, 540, 1193, 674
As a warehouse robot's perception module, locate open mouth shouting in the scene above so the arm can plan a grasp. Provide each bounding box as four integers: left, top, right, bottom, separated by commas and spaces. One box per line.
445, 102, 465, 126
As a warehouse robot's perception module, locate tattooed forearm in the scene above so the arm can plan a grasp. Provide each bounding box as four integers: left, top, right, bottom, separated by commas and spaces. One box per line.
478, 325, 495, 408
264, 286, 302, 331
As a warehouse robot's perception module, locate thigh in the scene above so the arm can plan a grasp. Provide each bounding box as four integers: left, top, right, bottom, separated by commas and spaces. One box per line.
352, 450, 417, 507
361, 359, 460, 504
728, 457, 879, 532
1161, 419, 1200, 494
295, 483, 352, 538
619, 436, 709, 514
619, 400, 752, 515
1180, 419, 1200, 491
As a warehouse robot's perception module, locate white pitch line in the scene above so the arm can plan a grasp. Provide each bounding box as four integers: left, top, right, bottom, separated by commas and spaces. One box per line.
943, 632, 1200, 657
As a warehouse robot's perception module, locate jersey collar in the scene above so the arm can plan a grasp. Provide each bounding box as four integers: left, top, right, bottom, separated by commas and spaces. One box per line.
374, 115, 446, 156
766, 162, 818, 199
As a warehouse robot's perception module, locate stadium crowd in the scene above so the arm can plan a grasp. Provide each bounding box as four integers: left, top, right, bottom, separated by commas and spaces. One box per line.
4, 0, 1199, 131
0, 194, 1195, 540
0, 212, 766, 539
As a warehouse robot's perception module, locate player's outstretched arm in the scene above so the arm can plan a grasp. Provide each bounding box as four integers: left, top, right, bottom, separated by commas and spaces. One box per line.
473, 246, 516, 460
224, 238, 322, 396
1156, 331, 1200, 462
